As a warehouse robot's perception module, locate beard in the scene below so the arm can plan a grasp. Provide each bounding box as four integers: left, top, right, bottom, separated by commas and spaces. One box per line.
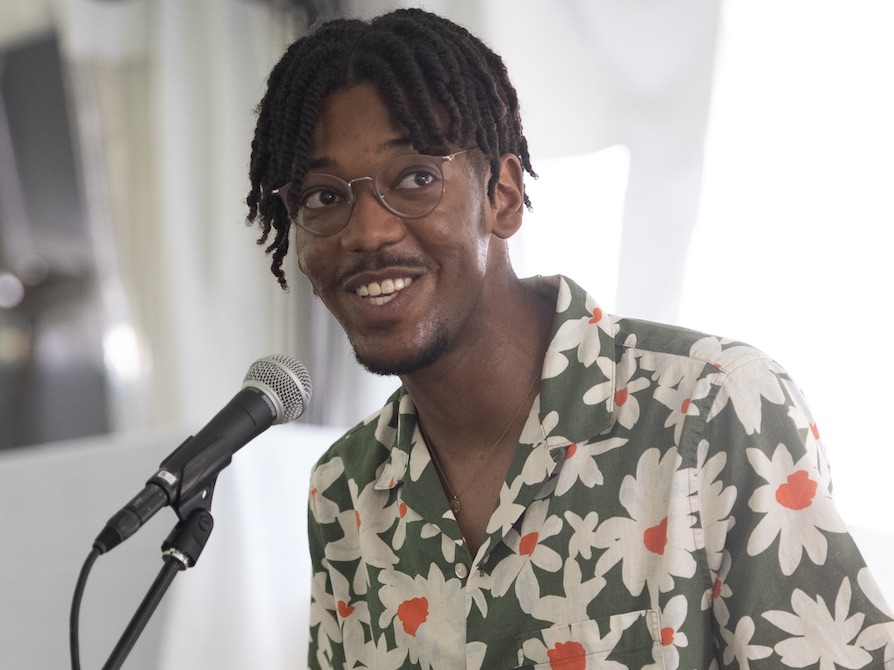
349, 322, 450, 377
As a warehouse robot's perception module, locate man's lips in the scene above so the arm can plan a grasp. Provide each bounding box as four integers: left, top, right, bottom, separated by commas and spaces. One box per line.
354, 276, 414, 305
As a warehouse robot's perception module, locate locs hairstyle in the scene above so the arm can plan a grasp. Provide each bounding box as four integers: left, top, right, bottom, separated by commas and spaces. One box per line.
246, 8, 536, 289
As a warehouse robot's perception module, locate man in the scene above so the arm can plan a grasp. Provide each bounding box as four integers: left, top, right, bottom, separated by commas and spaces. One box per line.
246, 9, 893, 669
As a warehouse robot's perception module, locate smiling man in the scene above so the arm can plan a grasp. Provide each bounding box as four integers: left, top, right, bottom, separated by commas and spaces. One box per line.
246, 9, 893, 670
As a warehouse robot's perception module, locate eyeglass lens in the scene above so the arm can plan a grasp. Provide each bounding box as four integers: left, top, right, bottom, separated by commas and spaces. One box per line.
282, 153, 451, 235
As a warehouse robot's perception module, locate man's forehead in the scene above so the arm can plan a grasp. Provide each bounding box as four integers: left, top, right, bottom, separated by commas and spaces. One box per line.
306, 84, 416, 164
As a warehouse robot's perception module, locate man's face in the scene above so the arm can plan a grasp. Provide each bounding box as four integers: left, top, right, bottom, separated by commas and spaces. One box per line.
294, 83, 503, 376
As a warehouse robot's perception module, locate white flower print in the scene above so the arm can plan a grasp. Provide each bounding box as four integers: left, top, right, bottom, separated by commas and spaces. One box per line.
371, 399, 396, 447
593, 448, 697, 598
520, 614, 630, 670
688, 336, 750, 370
409, 429, 432, 482
746, 443, 848, 575
702, 550, 734, 628
392, 496, 423, 550
360, 633, 408, 670
520, 638, 627, 670
782, 378, 831, 487
530, 408, 572, 451
581, 356, 615, 408
638, 347, 715, 445
465, 641, 487, 670
309, 569, 342, 661
707, 352, 787, 435
324, 478, 398, 594
490, 499, 564, 613
856, 568, 894, 663
519, 442, 562, 487
610, 345, 652, 430
564, 510, 600, 560
543, 289, 612, 379
529, 557, 606, 624
763, 577, 873, 670
310, 457, 345, 524
419, 521, 459, 564
554, 274, 574, 313
312, 634, 336, 670
377, 564, 465, 670
486, 475, 527, 538
328, 567, 372, 670
376, 446, 409, 490
696, 442, 737, 574
466, 572, 493, 620
646, 594, 689, 670
311, 564, 372, 668
642, 339, 720, 390
720, 616, 773, 669
521, 396, 550, 444
652, 377, 711, 446
554, 437, 626, 496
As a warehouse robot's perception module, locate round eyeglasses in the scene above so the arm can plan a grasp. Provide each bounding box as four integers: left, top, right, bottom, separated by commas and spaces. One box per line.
272, 148, 475, 236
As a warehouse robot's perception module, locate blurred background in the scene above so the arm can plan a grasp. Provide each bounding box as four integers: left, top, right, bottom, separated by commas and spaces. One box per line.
1, 0, 891, 668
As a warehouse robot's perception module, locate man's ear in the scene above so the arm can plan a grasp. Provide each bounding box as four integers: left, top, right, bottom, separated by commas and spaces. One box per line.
490, 153, 525, 240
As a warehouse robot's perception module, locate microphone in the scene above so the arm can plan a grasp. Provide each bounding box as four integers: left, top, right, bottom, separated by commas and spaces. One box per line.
94, 355, 312, 554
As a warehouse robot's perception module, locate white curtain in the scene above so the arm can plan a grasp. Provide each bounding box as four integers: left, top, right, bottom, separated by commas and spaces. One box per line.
50, 0, 308, 430
54, 0, 402, 431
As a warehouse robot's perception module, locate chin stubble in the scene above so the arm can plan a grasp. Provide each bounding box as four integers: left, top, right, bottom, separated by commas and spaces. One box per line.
350, 323, 450, 377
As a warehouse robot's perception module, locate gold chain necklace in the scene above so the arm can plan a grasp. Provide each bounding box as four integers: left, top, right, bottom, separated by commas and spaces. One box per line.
418, 374, 539, 515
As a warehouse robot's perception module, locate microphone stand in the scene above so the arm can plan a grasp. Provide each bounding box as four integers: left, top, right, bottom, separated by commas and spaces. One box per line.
102, 486, 216, 670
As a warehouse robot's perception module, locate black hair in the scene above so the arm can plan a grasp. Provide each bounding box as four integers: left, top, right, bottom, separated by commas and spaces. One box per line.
246, 7, 536, 288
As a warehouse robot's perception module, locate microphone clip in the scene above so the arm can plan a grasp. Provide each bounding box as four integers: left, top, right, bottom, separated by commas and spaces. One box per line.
162, 507, 215, 569
148, 461, 219, 524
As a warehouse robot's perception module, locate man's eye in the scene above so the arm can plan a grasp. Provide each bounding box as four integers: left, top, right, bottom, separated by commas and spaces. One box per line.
395, 169, 438, 190
301, 188, 343, 210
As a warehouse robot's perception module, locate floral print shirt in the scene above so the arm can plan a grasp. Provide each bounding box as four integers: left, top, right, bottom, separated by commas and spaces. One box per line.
307, 275, 894, 669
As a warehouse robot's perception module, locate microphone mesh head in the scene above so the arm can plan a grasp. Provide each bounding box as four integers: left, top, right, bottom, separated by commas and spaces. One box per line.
243, 355, 312, 424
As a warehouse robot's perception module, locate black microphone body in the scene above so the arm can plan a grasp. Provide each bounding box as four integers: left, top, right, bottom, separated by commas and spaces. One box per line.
157, 385, 278, 502
94, 356, 311, 554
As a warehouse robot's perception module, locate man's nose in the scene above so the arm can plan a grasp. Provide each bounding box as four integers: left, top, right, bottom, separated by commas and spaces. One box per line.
339, 180, 405, 251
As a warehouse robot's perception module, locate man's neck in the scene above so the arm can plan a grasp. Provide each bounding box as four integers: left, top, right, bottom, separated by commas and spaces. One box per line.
401, 277, 555, 455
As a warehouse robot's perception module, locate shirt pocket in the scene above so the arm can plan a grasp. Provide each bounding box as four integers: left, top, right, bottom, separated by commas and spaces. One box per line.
515, 609, 663, 669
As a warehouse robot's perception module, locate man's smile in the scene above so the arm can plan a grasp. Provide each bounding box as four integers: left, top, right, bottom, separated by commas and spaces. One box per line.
355, 277, 415, 305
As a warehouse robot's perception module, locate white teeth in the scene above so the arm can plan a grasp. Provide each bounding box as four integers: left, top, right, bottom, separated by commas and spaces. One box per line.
355, 276, 413, 303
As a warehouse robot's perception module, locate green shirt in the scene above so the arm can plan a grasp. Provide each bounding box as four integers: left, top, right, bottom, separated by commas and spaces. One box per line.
307, 275, 894, 669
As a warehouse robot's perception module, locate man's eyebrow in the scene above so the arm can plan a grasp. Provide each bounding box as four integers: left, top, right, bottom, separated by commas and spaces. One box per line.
382, 137, 414, 151
306, 137, 415, 171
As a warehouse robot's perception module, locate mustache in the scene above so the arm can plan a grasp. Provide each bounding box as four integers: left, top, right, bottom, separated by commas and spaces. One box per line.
334, 254, 429, 285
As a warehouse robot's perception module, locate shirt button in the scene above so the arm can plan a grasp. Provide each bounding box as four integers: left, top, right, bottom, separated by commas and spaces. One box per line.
454, 562, 469, 579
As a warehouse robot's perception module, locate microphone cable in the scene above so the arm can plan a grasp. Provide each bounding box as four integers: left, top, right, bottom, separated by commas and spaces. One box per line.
70, 547, 101, 670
